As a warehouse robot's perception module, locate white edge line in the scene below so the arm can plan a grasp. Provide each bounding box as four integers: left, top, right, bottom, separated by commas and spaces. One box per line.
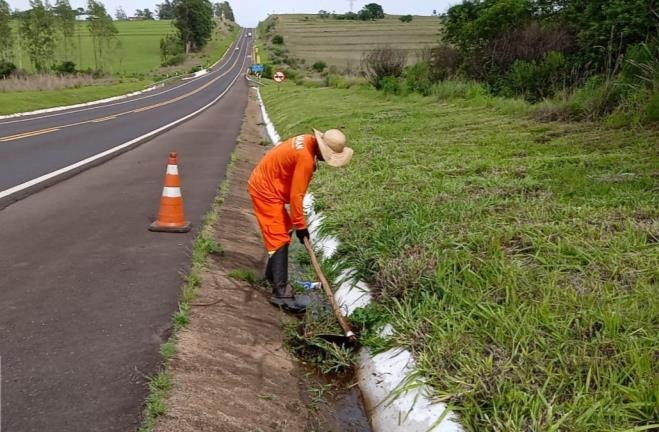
0, 49, 248, 202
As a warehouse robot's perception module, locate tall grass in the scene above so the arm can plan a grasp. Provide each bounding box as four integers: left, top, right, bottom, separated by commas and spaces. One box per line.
262, 81, 659, 431
0, 74, 110, 93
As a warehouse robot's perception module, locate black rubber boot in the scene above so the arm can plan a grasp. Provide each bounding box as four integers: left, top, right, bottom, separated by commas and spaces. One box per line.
265, 254, 274, 286
268, 244, 310, 313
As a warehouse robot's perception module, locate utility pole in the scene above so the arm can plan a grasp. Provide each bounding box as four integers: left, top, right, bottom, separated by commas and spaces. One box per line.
347, 0, 355, 12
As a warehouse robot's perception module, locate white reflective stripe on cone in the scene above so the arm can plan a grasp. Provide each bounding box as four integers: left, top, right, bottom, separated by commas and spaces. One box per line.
162, 187, 182, 197
166, 165, 179, 175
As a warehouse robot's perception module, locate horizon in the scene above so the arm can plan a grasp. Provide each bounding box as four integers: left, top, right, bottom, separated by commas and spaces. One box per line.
7, 1, 455, 27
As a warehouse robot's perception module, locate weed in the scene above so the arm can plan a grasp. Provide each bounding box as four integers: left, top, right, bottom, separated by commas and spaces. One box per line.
227, 268, 260, 285
137, 372, 172, 432
159, 338, 176, 360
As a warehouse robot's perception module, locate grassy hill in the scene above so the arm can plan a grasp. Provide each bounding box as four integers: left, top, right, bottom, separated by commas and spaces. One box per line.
259, 14, 440, 71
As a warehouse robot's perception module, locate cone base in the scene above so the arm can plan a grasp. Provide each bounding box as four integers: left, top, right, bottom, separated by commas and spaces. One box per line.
149, 220, 192, 233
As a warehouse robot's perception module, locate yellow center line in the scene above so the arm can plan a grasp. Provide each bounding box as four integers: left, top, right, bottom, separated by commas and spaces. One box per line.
92, 115, 118, 123
0, 127, 61, 142
0, 45, 246, 143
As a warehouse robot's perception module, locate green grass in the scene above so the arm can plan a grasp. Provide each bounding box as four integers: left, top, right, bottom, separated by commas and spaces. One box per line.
0, 80, 150, 115
262, 14, 440, 69
261, 81, 659, 431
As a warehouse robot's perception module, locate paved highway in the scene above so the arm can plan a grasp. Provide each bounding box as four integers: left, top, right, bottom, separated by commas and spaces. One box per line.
0, 29, 251, 207
0, 29, 253, 431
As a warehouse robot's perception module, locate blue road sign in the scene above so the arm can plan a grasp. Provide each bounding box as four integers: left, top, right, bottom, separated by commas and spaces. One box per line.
251, 64, 264, 73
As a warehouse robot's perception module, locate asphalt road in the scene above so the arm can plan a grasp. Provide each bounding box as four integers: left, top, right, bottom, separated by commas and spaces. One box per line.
0, 30, 253, 431
0, 29, 251, 207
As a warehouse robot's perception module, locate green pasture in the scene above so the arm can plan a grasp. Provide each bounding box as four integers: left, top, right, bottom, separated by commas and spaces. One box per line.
11, 20, 174, 74
268, 14, 440, 68
262, 81, 659, 431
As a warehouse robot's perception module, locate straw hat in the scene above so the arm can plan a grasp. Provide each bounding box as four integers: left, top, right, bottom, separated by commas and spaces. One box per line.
313, 129, 353, 167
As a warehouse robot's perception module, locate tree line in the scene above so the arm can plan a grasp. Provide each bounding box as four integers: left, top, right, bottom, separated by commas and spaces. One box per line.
318, 3, 385, 21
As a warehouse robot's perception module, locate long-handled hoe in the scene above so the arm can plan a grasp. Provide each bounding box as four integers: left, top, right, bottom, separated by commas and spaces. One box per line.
303, 237, 357, 345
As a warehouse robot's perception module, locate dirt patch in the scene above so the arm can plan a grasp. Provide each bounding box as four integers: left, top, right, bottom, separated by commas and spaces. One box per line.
154, 89, 309, 432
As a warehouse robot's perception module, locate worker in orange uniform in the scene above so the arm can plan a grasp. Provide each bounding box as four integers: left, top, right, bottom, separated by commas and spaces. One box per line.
248, 129, 353, 312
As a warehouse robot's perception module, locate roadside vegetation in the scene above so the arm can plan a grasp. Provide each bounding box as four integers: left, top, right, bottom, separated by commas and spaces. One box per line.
0, 0, 238, 115
262, 78, 658, 431
258, 2, 658, 429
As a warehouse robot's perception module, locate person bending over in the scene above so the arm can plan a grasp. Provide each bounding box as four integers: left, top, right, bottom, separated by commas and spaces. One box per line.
248, 129, 353, 312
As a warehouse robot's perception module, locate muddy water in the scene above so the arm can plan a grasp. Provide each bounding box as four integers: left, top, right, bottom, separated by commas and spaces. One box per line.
300, 367, 372, 432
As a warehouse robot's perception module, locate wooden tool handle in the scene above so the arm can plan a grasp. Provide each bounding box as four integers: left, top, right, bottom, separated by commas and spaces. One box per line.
303, 237, 355, 340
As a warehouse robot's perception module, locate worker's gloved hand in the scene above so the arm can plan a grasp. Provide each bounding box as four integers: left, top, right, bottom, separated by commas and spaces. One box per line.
295, 228, 310, 245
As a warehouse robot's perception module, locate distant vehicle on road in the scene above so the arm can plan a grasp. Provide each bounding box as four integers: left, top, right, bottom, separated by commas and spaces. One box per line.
247, 32, 252, 37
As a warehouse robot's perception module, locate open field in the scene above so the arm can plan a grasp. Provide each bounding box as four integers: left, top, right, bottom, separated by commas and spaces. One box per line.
262, 14, 440, 69
11, 20, 173, 74
262, 81, 659, 431
11, 19, 237, 75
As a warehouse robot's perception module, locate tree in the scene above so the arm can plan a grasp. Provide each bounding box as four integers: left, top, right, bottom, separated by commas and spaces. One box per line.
0, 0, 13, 61
157, 0, 175, 19
19, 0, 57, 71
53, 0, 76, 60
173, 0, 214, 53
87, 0, 118, 70
399, 14, 413, 23
318, 9, 330, 19
142, 8, 154, 19
213, 1, 234, 21
359, 3, 384, 20
115, 7, 127, 20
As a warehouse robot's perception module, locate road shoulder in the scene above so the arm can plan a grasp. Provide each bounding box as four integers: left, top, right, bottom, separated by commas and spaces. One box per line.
154, 88, 309, 432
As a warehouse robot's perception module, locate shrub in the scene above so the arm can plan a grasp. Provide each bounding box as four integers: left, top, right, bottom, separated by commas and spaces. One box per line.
160, 33, 184, 63
568, 75, 622, 120
162, 53, 185, 66
643, 92, 659, 123
271, 34, 284, 45
312, 61, 327, 72
380, 76, 402, 95
501, 51, 567, 101
52, 61, 77, 74
399, 14, 413, 23
361, 46, 407, 89
262, 63, 273, 79
0, 60, 17, 79
405, 61, 433, 96
429, 45, 460, 81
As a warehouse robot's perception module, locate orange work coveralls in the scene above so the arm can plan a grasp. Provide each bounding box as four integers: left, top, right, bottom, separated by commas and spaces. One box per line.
248, 134, 317, 253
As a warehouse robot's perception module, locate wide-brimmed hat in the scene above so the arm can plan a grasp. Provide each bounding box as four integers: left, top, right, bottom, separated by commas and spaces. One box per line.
313, 129, 353, 167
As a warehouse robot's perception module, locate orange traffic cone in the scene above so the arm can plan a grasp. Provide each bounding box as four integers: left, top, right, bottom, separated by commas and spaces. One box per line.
149, 152, 191, 233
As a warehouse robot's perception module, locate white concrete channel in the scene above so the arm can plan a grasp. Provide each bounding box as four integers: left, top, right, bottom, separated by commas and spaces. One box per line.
256, 87, 463, 432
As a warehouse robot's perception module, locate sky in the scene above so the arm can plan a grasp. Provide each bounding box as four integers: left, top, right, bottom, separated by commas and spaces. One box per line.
8, 1, 456, 27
